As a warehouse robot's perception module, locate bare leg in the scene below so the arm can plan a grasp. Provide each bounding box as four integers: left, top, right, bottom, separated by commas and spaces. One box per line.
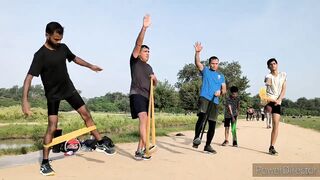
43, 115, 58, 159
224, 127, 229, 141
137, 112, 148, 150
270, 113, 280, 146
77, 105, 102, 141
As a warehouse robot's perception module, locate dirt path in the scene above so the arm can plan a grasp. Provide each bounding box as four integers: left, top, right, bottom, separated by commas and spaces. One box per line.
0, 120, 319, 180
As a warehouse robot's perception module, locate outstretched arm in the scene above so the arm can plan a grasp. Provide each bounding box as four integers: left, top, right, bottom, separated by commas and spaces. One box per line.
194, 42, 204, 71
22, 74, 33, 116
74, 57, 103, 72
132, 14, 151, 58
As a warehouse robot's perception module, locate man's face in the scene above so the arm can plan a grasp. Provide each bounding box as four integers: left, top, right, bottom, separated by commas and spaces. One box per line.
268, 61, 278, 72
209, 59, 219, 71
46, 32, 63, 49
231, 92, 238, 98
139, 47, 150, 62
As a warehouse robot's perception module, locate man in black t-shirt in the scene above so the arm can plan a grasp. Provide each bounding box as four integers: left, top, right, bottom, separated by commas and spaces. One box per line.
129, 15, 157, 160
22, 22, 115, 176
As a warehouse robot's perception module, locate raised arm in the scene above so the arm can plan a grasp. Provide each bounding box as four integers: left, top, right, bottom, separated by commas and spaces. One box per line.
74, 57, 102, 72
22, 74, 33, 116
132, 14, 151, 58
194, 42, 204, 71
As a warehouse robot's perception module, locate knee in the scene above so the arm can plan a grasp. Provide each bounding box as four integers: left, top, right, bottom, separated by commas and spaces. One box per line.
138, 112, 148, 120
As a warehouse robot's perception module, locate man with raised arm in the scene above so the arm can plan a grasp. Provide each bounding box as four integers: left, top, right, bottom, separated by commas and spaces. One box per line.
192, 42, 226, 154
129, 15, 157, 160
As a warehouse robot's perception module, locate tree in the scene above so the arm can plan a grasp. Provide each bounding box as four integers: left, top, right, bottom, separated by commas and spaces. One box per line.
154, 80, 180, 112
176, 63, 202, 112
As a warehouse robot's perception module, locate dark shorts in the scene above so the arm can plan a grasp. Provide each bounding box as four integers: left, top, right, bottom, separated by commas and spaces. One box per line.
197, 97, 219, 121
224, 116, 237, 127
47, 92, 85, 116
266, 102, 281, 115
129, 94, 149, 119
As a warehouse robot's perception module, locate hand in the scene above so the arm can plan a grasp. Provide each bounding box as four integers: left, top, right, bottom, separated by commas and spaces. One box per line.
194, 42, 203, 53
143, 14, 151, 28
275, 99, 281, 106
22, 101, 32, 117
214, 90, 221, 97
232, 116, 236, 123
150, 74, 155, 79
150, 74, 157, 86
90, 65, 103, 72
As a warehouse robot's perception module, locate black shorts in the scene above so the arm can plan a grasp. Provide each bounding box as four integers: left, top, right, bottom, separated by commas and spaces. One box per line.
224, 116, 237, 127
266, 102, 281, 115
129, 94, 149, 119
47, 92, 85, 116
197, 97, 219, 121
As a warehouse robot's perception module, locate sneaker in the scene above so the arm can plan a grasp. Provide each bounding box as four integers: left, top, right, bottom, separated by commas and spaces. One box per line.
269, 146, 278, 155
96, 143, 116, 155
204, 145, 217, 154
192, 138, 201, 148
135, 150, 151, 160
40, 162, 55, 176
221, 140, 229, 146
233, 140, 238, 147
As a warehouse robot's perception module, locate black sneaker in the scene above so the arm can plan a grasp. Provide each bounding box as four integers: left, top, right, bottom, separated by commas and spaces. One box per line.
96, 143, 116, 155
204, 145, 217, 154
40, 162, 55, 176
135, 150, 151, 161
269, 146, 278, 156
233, 140, 238, 147
221, 140, 229, 146
192, 138, 201, 148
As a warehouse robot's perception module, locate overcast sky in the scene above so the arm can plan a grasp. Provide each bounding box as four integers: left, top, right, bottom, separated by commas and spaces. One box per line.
1, 0, 319, 101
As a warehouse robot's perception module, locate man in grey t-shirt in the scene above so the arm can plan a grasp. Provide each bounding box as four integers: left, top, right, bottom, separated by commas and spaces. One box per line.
129, 15, 157, 160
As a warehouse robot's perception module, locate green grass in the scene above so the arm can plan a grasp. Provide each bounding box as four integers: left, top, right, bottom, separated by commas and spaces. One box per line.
284, 116, 320, 132
0, 107, 226, 156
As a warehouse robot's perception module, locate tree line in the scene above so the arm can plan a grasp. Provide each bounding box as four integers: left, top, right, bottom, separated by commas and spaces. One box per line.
0, 61, 318, 116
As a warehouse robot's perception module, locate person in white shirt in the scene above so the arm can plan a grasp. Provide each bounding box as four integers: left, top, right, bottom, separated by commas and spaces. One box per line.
264, 58, 287, 155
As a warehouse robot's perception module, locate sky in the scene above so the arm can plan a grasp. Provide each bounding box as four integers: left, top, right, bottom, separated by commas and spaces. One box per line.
0, 0, 319, 101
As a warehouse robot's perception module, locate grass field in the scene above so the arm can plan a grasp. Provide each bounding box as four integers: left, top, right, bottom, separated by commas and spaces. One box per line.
0, 106, 225, 156
283, 116, 320, 132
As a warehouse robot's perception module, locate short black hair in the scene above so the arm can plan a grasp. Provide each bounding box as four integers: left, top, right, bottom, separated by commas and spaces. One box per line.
141, 45, 150, 50
230, 86, 238, 93
267, 58, 277, 66
46, 22, 64, 35
209, 56, 219, 64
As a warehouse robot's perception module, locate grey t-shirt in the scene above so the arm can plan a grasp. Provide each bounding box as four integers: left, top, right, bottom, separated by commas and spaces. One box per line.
129, 54, 154, 99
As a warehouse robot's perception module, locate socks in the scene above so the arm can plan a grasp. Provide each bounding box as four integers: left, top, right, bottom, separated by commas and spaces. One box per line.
42, 159, 49, 165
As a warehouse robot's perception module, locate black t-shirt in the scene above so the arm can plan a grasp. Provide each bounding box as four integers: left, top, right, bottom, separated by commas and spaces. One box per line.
129, 54, 154, 99
28, 43, 77, 100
